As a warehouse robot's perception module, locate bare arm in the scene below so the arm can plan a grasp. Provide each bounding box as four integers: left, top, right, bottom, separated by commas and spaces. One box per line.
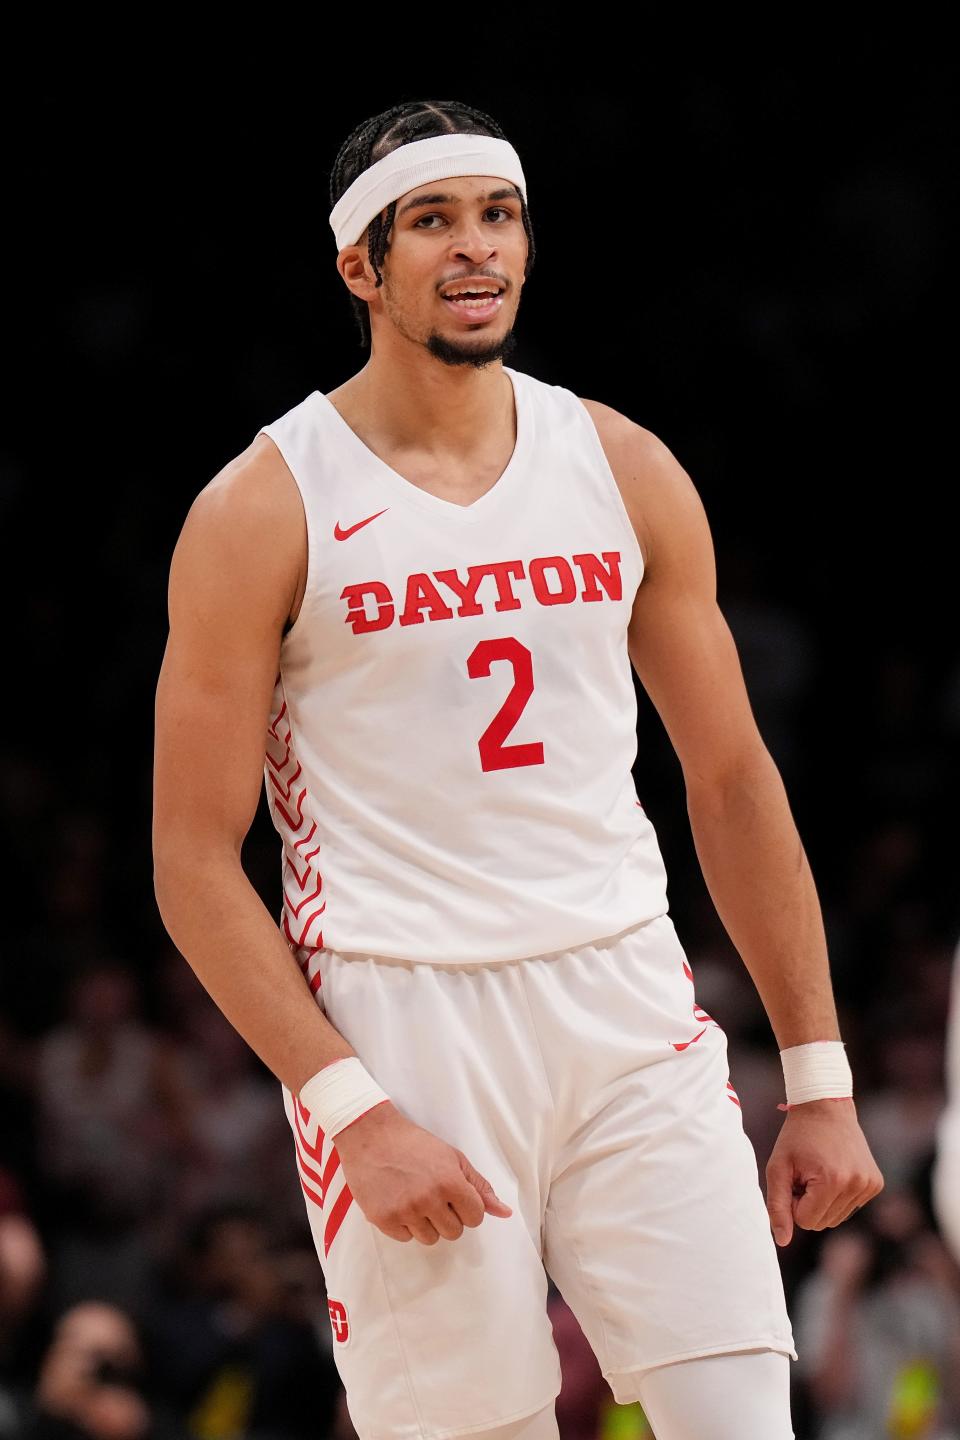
153, 438, 511, 1246
582, 401, 839, 1053
584, 400, 883, 1240
152, 438, 357, 1095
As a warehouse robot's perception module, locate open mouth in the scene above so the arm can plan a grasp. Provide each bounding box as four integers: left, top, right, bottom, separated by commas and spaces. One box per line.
440, 288, 505, 322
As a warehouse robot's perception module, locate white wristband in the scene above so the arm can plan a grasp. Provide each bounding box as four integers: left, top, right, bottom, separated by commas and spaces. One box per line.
779, 1040, 854, 1108
298, 1057, 392, 1139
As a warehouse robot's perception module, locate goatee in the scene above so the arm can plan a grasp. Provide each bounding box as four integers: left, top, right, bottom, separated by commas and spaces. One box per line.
425, 327, 519, 370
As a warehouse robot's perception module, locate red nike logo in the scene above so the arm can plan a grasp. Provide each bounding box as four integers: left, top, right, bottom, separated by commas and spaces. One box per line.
670, 1025, 708, 1053
334, 508, 389, 540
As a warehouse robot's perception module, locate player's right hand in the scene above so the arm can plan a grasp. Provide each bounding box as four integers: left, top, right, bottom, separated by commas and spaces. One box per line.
332, 1101, 513, 1245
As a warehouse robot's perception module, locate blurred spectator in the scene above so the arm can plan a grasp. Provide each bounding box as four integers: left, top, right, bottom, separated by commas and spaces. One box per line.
143, 1202, 341, 1438
168, 993, 292, 1219
36, 963, 189, 1217
856, 1018, 946, 1191
21, 1301, 155, 1439
792, 1187, 960, 1437
0, 1013, 39, 1192
151, 947, 308, 1244
0, 1172, 47, 1437
34, 962, 192, 1319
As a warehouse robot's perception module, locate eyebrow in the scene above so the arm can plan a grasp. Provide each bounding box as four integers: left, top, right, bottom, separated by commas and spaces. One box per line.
396, 185, 522, 218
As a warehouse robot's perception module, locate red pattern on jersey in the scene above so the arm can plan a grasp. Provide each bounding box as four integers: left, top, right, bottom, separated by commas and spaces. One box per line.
266, 695, 325, 983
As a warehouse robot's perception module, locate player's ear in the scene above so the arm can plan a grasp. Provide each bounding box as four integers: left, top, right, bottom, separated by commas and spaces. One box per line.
337, 242, 379, 302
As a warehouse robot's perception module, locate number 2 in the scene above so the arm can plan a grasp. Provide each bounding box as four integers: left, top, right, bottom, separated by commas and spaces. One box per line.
467, 636, 545, 772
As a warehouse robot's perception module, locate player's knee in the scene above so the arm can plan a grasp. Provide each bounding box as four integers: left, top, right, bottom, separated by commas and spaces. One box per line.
462, 1401, 560, 1440
636, 1347, 793, 1440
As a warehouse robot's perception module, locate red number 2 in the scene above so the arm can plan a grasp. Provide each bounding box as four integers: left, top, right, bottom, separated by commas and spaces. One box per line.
467, 636, 545, 773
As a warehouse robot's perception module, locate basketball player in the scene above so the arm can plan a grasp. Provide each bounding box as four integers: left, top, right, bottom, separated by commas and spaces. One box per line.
152, 100, 885, 1440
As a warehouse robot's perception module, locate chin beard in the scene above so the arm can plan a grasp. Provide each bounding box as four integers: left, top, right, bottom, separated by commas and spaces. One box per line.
425, 326, 519, 369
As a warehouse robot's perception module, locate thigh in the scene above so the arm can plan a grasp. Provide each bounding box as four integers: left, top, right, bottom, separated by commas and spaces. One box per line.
536, 914, 797, 1404
281, 947, 563, 1439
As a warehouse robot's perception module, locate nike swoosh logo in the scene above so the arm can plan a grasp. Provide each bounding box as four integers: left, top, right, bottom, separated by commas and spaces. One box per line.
334, 508, 389, 540
671, 1025, 708, 1053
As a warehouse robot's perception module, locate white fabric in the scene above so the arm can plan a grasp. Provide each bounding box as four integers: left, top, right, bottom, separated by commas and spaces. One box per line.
298, 1057, 390, 1140
279, 912, 797, 1436
467, 1406, 559, 1440
780, 1039, 853, 1104
329, 133, 527, 249
636, 1349, 794, 1439
256, 366, 671, 968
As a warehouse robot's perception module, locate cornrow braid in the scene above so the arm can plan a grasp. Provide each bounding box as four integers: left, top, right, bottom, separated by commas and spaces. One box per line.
329, 99, 536, 348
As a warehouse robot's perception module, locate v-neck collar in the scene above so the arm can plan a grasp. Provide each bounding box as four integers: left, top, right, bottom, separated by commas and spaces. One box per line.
312, 366, 530, 524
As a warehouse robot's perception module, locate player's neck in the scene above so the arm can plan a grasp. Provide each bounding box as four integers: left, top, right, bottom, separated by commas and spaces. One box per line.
332, 349, 514, 460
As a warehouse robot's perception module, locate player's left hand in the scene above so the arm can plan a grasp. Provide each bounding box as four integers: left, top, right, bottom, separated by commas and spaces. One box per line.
765, 1098, 884, 1247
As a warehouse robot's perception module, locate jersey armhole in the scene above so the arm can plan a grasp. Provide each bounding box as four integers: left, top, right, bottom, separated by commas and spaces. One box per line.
257, 423, 317, 650
570, 395, 646, 584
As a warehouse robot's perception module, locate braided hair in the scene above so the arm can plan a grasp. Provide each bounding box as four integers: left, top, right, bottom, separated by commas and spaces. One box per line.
329, 99, 536, 348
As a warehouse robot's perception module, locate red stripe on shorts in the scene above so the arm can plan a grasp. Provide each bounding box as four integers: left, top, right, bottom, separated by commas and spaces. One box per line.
324, 1182, 354, 1257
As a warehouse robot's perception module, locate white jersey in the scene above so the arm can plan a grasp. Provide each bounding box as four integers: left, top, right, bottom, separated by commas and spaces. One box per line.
256, 365, 670, 969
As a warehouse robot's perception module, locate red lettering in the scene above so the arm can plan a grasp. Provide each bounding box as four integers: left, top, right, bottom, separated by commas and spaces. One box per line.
432, 567, 486, 617
471, 560, 526, 611
340, 552, 627, 633
341, 581, 394, 633
529, 556, 577, 605
572, 551, 623, 602
399, 573, 455, 627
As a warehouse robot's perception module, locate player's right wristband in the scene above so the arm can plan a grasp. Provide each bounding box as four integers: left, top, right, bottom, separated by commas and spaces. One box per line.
298, 1057, 392, 1139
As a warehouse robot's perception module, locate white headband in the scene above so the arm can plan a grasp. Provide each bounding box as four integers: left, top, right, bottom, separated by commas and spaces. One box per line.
329, 133, 527, 251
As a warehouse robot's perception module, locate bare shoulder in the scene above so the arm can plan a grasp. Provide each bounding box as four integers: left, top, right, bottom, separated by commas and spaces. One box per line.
174, 432, 307, 631
188, 432, 301, 540
577, 397, 708, 578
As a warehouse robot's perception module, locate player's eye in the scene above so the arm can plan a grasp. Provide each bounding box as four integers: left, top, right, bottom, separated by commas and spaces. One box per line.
413, 208, 514, 229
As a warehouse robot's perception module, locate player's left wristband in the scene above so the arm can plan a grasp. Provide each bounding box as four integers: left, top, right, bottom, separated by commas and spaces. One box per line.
777, 1040, 854, 1110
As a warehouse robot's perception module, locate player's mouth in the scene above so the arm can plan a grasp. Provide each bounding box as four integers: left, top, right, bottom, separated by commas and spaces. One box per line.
439, 282, 505, 323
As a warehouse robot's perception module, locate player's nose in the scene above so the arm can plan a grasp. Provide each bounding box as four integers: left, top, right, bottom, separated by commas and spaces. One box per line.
448, 217, 496, 262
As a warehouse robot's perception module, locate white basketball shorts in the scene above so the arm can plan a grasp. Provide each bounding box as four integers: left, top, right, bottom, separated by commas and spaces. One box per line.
279, 911, 797, 1440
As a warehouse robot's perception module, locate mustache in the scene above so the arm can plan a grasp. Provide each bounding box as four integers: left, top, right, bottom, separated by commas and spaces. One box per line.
437, 272, 509, 291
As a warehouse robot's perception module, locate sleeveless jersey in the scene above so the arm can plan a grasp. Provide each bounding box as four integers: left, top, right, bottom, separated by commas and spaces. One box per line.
256, 365, 670, 971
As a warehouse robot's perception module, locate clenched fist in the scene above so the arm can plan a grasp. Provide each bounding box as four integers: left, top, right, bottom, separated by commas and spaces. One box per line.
334, 1101, 513, 1245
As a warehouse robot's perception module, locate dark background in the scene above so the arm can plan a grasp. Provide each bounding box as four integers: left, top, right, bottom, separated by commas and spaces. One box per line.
5, 54, 956, 1004
1, 44, 958, 1438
